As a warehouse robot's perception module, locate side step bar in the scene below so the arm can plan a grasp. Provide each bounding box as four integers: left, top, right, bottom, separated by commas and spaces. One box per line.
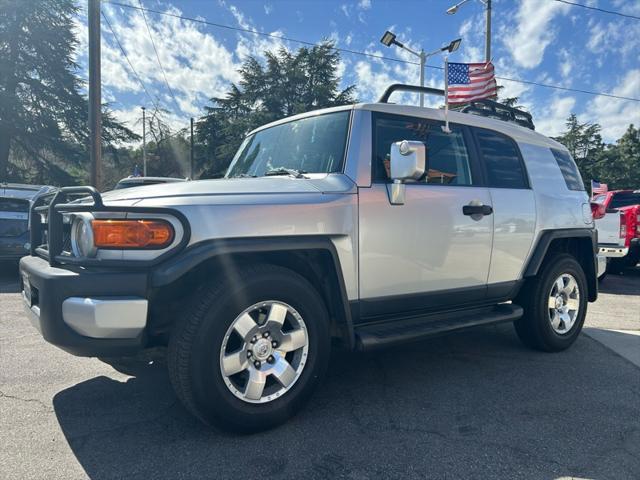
355, 303, 523, 351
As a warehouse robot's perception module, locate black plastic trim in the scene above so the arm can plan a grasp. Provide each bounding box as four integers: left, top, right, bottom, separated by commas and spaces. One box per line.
524, 228, 598, 301
151, 235, 356, 349
355, 303, 523, 350
378, 84, 444, 103
19, 255, 148, 357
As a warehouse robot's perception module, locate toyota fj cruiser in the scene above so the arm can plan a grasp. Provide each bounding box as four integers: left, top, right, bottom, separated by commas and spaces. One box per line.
19, 85, 598, 432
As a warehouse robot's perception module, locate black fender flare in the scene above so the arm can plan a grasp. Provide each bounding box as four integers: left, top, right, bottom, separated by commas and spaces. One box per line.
150, 235, 355, 348
523, 228, 598, 302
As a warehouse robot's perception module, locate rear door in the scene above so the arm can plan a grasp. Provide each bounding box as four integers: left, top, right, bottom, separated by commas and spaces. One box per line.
358, 113, 494, 319
470, 128, 536, 295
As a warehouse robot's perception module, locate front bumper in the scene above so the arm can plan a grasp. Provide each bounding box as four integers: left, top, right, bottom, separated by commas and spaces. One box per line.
19, 255, 149, 357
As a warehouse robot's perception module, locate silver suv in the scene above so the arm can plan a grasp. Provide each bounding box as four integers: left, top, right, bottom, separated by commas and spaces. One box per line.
20, 85, 598, 432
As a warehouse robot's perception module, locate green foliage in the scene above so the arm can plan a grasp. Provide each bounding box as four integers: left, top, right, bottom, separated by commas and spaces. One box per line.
0, 0, 138, 185
195, 42, 357, 178
553, 115, 640, 190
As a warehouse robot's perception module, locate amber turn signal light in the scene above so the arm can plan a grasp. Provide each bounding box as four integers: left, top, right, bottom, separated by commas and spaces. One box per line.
92, 219, 174, 249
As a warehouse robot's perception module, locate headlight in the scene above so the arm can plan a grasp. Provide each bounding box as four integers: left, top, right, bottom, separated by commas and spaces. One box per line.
71, 214, 97, 258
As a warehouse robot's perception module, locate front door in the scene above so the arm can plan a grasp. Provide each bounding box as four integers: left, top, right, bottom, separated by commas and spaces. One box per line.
357, 113, 493, 319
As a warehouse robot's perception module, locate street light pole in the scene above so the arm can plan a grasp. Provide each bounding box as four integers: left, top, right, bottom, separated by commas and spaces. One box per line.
447, 0, 491, 63
418, 50, 426, 107
141, 106, 147, 177
484, 0, 491, 63
88, 0, 101, 190
380, 31, 461, 107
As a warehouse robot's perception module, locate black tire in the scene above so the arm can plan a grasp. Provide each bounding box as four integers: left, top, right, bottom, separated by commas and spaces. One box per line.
514, 253, 588, 352
167, 263, 330, 432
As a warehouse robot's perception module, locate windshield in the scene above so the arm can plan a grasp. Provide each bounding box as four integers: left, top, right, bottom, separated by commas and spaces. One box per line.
610, 192, 640, 209
226, 110, 351, 178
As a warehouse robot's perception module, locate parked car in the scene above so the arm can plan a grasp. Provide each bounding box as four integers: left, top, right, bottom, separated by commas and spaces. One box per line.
113, 176, 188, 190
19, 86, 598, 432
0, 183, 56, 261
593, 208, 625, 280
592, 190, 640, 272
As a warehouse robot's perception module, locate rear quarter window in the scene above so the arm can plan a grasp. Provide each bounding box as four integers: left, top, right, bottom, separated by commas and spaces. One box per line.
550, 148, 585, 191
474, 129, 529, 189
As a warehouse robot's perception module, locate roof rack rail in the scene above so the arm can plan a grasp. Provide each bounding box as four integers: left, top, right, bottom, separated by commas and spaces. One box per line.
454, 99, 535, 130
378, 84, 444, 103
376, 83, 535, 131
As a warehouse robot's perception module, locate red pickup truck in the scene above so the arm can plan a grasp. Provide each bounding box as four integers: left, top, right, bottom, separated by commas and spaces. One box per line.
592, 190, 640, 272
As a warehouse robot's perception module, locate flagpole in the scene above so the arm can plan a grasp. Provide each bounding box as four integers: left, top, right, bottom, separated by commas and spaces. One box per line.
442, 56, 451, 134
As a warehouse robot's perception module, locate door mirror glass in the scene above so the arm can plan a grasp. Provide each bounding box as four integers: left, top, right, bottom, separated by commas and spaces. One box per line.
389, 140, 426, 181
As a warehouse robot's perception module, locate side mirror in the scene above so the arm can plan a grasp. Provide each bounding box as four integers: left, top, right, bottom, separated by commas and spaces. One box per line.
390, 140, 426, 181
387, 140, 426, 205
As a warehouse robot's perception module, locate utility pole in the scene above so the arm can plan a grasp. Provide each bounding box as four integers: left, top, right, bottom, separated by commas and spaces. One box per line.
88, 0, 102, 189
142, 106, 146, 176
485, 0, 492, 63
190, 117, 194, 179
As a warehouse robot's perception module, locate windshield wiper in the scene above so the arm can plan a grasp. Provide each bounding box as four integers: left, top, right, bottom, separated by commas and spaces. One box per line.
231, 173, 257, 178
264, 167, 307, 179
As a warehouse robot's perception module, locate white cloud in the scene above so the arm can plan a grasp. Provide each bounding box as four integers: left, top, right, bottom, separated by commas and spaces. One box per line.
358, 0, 371, 10
264, 3, 273, 15
584, 69, 640, 141
502, 0, 569, 69
535, 96, 576, 138
340, 4, 350, 18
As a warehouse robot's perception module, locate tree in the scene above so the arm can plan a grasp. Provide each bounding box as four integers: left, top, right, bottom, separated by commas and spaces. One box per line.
553, 114, 605, 183
0, 0, 138, 185
196, 42, 356, 178
595, 124, 640, 189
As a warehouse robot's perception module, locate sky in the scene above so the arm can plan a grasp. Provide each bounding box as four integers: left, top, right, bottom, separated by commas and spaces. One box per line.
73, 0, 640, 143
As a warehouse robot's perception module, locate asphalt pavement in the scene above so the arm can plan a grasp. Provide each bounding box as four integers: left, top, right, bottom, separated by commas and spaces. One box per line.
1, 261, 639, 480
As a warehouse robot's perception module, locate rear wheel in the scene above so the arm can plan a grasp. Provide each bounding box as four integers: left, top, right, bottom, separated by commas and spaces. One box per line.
168, 264, 330, 432
514, 253, 588, 352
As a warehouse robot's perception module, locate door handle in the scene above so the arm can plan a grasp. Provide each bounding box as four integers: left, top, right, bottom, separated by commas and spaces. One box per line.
463, 204, 493, 216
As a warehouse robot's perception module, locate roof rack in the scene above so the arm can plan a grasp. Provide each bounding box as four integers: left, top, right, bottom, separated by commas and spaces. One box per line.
378, 84, 444, 103
454, 99, 535, 130
377, 83, 535, 131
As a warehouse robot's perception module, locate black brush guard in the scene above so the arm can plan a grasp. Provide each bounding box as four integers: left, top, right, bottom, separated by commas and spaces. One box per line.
30, 186, 190, 268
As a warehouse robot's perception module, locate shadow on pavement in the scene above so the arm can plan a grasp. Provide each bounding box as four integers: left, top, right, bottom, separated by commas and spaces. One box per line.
600, 267, 640, 296
53, 325, 640, 480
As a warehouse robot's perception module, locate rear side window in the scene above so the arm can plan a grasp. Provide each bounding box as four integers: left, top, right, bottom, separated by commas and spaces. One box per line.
550, 148, 585, 191
474, 129, 528, 189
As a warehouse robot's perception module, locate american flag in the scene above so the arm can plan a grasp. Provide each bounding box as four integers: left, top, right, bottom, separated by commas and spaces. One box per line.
446, 61, 497, 104
591, 180, 608, 195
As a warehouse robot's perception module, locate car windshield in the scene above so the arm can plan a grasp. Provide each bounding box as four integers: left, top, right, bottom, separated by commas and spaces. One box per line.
226, 111, 351, 178
610, 192, 640, 209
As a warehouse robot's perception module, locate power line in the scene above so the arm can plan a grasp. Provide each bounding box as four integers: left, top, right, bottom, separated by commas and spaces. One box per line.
553, 0, 640, 20
137, 0, 182, 113
101, 10, 161, 111
103, 0, 640, 103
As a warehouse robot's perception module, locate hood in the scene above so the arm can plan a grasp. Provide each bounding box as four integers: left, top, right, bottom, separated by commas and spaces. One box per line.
100, 174, 356, 202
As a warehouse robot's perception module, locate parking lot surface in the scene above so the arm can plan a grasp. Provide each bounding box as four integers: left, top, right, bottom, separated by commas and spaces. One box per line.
1, 262, 639, 480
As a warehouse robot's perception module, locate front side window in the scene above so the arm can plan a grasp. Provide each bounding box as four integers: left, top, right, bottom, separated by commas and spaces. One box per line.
475, 129, 528, 189
550, 148, 585, 191
373, 114, 473, 185
226, 111, 351, 178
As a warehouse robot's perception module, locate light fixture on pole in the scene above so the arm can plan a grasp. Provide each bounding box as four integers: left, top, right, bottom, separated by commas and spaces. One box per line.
446, 0, 491, 63
379, 30, 461, 107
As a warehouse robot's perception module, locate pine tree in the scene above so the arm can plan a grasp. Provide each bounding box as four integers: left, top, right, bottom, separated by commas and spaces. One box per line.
0, 0, 138, 184
196, 42, 356, 178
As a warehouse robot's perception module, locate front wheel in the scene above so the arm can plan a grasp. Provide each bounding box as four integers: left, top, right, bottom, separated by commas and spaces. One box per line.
514, 253, 588, 352
168, 264, 330, 432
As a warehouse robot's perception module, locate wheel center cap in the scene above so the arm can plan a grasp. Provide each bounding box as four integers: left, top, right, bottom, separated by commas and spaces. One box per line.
555, 295, 564, 309
253, 338, 272, 361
